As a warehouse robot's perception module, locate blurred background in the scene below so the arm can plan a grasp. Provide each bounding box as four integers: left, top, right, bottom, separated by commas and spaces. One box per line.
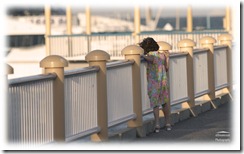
5, 5, 231, 79
6, 6, 226, 47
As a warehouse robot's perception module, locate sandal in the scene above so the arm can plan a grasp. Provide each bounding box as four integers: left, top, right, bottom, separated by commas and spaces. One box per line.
165, 124, 172, 131
154, 125, 160, 133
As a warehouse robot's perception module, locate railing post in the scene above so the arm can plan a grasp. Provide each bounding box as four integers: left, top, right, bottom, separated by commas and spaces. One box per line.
44, 5, 51, 56
66, 6, 73, 57
218, 34, 233, 96
86, 6, 91, 35
134, 6, 141, 44
157, 41, 172, 121
121, 45, 146, 137
85, 50, 110, 141
66, 5, 72, 35
86, 6, 91, 53
6, 64, 14, 75
200, 36, 217, 103
186, 5, 193, 33
40, 55, 68, 142
121, 45, 143, 128
177, 39, 196, 114
225, 6, 232, 33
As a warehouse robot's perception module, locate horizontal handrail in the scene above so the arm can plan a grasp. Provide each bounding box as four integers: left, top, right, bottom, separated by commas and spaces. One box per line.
143, 108, 153, 116
106, 60, 134, 70
171, 97, 190, 106
214, 45, 228, 49
169, 52, 188, 58
108, 114, 136, 128
8, 73, 56, 86
48, 34, 87, 37
48, 32, 133, 37
64, 66, 99, 77
195, 90, 211, 98
65, 127, 101, 142
215, 83, 229, 91
90, 32, 133, 36
140, 29, 227, 35
193, 48, 209, 54
141, 52, 188, 62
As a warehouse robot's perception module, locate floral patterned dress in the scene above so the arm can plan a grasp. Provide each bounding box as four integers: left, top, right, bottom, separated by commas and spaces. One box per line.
146, 51, 169, 108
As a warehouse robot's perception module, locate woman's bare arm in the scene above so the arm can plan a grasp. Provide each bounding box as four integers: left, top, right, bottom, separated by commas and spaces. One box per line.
142, 55, 154, 62
164, 51, 169, 72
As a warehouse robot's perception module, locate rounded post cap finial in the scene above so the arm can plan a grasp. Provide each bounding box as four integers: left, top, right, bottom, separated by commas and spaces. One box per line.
6, 64, 14, 75
218, 34, 232, 41
200, 36, 217, 44
85, 50, 110, 62
177, 39, 196, 48
121, 45, 143, 55
40, 55, 68, 68
157, 41, 172, 51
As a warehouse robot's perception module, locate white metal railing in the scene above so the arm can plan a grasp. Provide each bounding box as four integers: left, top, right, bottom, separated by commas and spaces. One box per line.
7, 43, 230, 144
141, 52, 189, 110
90, 34, 134, 58
106, 60, 136, 127
139, 33, 188, 51
49, 36, 69, 56
139, 30, 226, 49
64, 66, 100, 141
214, 45, 228, 90
71, 35, 89, 57
8, 73, 56, 144
48, 30, 227, 59
168, 52, 189, 105
193, 49, 210, 97
140, 60, 151, 114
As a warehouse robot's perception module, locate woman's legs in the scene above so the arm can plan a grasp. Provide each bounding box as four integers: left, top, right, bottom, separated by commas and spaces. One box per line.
162, 103, 170, 125
162, 103, 172, 130
153, 106, 160, 132
153, 106, 160, 126
153, 104, 171, 132
161, 82, 172, 130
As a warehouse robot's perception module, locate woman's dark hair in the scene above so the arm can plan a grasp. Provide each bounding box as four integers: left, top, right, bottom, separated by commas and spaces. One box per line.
139, 37, 159, 55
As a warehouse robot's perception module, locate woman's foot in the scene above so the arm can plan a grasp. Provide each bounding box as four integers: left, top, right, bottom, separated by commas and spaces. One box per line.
165, 124, 172, 131
154, 125, 160, 133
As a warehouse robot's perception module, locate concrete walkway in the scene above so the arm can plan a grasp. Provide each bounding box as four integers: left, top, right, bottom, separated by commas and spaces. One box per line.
135, 102, 231, 143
